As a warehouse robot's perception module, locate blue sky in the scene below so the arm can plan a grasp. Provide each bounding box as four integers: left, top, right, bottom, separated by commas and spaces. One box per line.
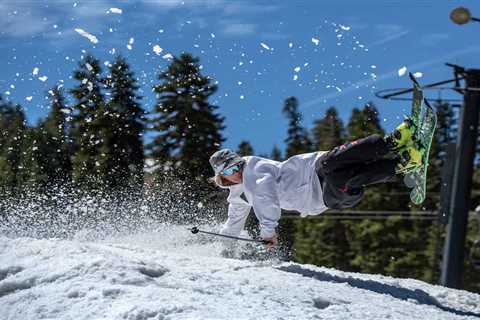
1, 0, 479, 155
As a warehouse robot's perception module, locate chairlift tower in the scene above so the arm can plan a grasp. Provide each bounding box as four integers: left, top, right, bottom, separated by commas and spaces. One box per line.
375, 7, 480, 289
376, 63, 480, 289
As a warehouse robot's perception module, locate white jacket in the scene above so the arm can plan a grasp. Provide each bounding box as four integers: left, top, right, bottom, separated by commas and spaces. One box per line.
220, 152, 328, 239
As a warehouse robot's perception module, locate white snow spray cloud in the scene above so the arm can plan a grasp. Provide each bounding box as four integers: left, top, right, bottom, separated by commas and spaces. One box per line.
0, 176, 286, 261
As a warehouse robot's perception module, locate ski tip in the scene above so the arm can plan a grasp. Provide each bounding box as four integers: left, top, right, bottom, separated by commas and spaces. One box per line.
423, 98, 434, 110
409, 72, 420, 86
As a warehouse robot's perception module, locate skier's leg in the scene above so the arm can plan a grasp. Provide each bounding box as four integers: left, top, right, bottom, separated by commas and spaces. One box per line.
320, 134, 390, 173
346, 158, 398, 189
317, 164, 364, 209
321, 176, 364, 209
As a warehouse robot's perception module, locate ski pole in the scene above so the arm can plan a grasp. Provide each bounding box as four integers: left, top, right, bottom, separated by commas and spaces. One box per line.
188, 226, 269, 244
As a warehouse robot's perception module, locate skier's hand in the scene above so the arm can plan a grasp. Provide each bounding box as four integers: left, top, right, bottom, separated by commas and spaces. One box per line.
263, 233, 278, 250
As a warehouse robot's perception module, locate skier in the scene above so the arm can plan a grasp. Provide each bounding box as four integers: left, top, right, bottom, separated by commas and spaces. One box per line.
210, 121, 421, 248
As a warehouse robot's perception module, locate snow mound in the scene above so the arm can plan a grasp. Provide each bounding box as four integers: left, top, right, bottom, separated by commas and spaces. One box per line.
1, 234, 480, 320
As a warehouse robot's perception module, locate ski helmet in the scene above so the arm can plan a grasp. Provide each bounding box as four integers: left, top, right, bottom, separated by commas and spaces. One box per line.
209, 149, 244, 175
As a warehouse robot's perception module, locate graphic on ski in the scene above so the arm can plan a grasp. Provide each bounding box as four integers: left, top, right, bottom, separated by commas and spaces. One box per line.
403, 73, 438, 205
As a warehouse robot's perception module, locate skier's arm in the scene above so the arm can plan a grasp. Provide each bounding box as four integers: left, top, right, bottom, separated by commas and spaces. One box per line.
251, 175, 282, 240
220, 202, 251, 237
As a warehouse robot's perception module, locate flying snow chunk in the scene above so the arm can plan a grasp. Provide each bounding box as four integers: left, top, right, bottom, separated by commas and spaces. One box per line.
108, 7, 122, 14
162, 53, 173, 60
311, 37, 320, 45
153, 45, 163, 55
294, 67, 301, 73
39, 76, 48, 82
32, 67, 39, 76
210, 33, 215, 38
127, 37, 134, 50
398, 66, 407, 77
25, 96, 33, 101
260, 42, 271, 50
75, 28, 98, 44
340, 25, 351, 31
288, 42, 293, 48
413, 72, 423, 78
293, 75, 298, 81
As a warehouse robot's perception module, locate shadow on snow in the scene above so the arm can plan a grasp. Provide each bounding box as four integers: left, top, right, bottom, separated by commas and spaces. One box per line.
277, 264, 480, 319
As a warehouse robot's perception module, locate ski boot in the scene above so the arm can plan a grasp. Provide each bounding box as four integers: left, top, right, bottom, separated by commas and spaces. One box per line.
395, 143, 423, 174
384, 118, 416, 150
384, 119, 422, 174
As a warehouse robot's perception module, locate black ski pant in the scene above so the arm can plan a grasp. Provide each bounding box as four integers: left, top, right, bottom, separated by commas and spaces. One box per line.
315, 134, 398, 209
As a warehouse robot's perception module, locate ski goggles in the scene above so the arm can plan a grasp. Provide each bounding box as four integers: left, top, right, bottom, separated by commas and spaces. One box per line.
221, 163, 242, 176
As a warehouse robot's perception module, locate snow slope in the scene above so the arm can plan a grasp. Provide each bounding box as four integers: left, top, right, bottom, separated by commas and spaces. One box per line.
1, 230, 480, 320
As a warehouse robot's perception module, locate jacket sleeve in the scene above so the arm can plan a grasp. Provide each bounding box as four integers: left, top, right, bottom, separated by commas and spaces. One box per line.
220, 192, 251, 237
251, 174, 282, 239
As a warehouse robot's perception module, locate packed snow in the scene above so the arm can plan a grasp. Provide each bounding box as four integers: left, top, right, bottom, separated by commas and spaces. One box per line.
1, 228, 480, 320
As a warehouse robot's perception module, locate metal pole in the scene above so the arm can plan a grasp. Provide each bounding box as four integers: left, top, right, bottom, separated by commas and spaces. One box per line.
441, 69, 480, 288
438, 143, 456, 225
188, 227, 268, 244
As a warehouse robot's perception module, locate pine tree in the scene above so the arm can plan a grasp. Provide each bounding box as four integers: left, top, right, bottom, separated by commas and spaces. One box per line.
19, 127, 46, 190
312, 106, 345, 150
282, 96, 312, 157
150, 53, 225, 180
36, 86, 72, 187
103, 56, 145, 192
0, 96, 45, 193
0, 96, 28, 193
237, 140, 254, 156
270, 145, 282, 161
69, 54, 106, 189
347, 103, 384, 140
